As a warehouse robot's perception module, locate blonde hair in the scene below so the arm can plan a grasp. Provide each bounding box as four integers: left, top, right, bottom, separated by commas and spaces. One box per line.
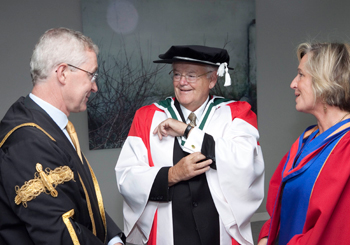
297, 42, 350, 111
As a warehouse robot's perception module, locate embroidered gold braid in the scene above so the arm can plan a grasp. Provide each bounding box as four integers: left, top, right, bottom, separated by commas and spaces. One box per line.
84, 155, 107, 243
0, 123, 55, 147
62, 209, 80, 245
78, 173, 96, 236
15, 163, 74, 207
3, 122, 107, 242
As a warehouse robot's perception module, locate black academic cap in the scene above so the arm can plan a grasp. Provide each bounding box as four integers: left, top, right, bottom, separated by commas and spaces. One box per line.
153, 45, 233, 69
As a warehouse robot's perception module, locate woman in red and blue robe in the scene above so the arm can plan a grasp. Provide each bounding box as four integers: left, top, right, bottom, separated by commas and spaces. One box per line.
259, 42, 350, 245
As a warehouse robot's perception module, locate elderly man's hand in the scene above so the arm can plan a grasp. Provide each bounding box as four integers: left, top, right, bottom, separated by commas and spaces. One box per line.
153, 118, 188, 140
168, 152, 212, 186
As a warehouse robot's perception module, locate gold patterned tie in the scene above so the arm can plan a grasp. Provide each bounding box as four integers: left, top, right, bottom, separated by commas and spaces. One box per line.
66, 121, 83, 163
188, 112, 197, 127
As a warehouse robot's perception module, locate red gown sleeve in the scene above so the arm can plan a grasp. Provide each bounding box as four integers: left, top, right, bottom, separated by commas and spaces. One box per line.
258, 153, 288, 242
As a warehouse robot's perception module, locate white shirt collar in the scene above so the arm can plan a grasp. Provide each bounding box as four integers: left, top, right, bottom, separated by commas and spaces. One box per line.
180, 96, 209, 125
29, 93, 68, 130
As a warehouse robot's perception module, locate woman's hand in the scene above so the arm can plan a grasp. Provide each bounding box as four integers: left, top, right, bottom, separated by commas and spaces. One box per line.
258, 237, 268, 245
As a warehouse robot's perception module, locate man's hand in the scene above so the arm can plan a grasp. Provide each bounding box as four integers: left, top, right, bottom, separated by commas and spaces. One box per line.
168, 152, 212, 186
153, 118, 188, 140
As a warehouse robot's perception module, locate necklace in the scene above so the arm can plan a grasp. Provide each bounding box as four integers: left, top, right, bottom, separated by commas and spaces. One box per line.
315, 111, 350, 137
337, 112, 350, 124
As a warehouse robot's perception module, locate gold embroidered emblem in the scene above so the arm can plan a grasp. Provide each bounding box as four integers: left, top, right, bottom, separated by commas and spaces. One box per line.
15, 163, 74, 207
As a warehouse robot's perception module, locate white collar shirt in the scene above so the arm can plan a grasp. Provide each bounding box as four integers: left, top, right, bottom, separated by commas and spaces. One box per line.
29, 93, 73, 147
179, 96, 209, 126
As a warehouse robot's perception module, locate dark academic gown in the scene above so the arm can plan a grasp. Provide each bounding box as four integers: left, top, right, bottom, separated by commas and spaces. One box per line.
0, 96, 125, 244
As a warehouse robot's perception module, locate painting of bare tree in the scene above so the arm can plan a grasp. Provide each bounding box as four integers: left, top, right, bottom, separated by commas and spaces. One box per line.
82, 0, 256, 150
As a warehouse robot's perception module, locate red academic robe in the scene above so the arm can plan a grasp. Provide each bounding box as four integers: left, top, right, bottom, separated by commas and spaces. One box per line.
259, 121, 350, 245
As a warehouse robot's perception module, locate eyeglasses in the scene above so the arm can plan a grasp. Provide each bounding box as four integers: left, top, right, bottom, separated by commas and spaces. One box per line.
169, 70, 213, 83
68, 64, 98, 83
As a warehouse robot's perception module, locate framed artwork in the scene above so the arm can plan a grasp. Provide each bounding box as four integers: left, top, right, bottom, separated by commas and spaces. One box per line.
81, 0, 256, 150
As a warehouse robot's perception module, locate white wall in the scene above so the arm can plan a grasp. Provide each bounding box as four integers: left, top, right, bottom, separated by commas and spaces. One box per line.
1, 0, 350, 231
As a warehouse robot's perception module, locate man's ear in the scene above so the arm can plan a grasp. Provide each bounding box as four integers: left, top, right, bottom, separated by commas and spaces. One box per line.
56, 64, 68, 85
209, 71, 218, 89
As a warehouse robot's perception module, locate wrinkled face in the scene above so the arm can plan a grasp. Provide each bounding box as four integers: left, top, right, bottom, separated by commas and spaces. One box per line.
64, 50, 98, 114
172, 62, 217, 111
290, 54, 316, 113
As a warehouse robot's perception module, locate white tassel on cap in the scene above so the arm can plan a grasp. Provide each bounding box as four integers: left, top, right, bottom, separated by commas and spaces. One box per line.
216, 62, 231, 86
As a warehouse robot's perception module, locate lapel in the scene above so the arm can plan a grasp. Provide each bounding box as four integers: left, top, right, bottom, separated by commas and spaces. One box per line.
174, 99, 186, 122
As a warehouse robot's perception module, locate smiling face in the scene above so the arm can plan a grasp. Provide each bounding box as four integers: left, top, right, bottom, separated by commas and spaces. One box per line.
290, 54, 318, 114
172, 62, 217, 111
64, 50, 98, 114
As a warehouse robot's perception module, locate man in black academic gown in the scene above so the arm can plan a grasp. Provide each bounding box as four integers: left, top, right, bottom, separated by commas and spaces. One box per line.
0, 28, 125, 245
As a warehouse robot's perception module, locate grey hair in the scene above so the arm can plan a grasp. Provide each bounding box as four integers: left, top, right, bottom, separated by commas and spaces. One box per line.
30, 27, 99, 84
204, 65, 217, 79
